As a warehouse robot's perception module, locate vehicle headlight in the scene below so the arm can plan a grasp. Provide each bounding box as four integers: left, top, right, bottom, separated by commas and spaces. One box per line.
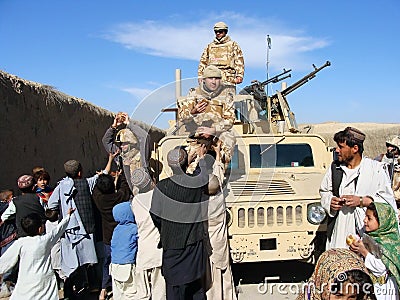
307, 203, 326, 225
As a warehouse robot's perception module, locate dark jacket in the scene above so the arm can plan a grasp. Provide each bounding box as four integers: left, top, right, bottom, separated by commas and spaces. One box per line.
92, 174, 131, 245
151, 172, 208, 250
13, 193, 46, 238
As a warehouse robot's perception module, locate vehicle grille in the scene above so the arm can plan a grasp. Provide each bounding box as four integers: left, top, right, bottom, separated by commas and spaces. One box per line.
236, 204, 303, 228
230, 179, 295, 196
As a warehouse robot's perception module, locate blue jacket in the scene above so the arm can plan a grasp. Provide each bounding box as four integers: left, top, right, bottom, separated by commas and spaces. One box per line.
111, 201, 138, 264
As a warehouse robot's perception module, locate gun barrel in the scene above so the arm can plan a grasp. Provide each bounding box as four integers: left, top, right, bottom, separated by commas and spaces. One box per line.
261, 68, 292, 87
280, 61, 331, 96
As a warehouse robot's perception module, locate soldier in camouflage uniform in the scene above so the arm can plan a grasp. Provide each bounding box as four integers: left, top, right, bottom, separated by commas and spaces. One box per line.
102, 112, 151, 189
376, 135, 400, 204
178, 65, 236, 173
198, 21, 244, 90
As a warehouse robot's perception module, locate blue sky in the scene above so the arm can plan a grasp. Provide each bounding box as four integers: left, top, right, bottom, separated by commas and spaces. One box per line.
1, 0, 399, 129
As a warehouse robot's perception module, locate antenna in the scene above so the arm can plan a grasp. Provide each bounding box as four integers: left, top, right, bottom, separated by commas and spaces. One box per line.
266, 35, 272, 97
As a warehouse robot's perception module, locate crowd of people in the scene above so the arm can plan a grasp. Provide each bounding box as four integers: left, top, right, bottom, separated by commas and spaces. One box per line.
1, 20, 400, 300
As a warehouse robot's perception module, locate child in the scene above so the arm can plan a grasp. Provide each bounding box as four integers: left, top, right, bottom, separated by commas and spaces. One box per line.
33, 170, 53, 207
296, 248, 375, 300
350, 202, 400, 299
0, 189, 17, 297
0, 208, 74, 300
0, 189, 16, 255
110, 201, 138, 300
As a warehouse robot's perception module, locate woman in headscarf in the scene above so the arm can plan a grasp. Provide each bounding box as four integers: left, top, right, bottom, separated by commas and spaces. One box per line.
297, 248, 375, 300
350, 202, 400, 299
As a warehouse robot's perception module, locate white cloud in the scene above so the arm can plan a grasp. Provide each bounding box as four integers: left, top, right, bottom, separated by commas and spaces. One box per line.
102, 12, 330, 72
121, 87, 153, 100
103, 13, 331, 127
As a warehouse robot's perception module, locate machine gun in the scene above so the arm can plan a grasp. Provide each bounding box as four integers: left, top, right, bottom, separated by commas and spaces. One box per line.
268, 61, 331, 133
280, 61, 331, 97
239, 68, 292, 104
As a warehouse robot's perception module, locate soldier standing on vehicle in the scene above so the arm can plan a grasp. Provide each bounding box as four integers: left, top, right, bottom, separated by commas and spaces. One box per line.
198, 21, 244, 90
320, 127, 397, 250
178, 65, 236, 172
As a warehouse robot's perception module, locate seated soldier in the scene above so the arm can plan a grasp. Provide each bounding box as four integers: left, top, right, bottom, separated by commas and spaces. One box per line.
178, 65, 236, 173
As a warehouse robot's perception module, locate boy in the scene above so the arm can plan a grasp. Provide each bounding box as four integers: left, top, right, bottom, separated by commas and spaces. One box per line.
110, 202, 138, 299
0, 208, 74, 300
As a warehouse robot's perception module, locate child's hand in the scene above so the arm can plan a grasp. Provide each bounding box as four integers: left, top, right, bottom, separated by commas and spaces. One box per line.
349, 238, 369, 257
110, 149, 120, 159
67, 208, 75, 216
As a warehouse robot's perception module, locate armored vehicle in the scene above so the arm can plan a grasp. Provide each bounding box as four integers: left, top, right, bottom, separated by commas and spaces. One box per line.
153, 61, 332, 264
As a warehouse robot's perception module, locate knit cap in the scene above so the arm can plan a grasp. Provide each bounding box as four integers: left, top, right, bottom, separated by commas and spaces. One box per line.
17, 175, 34, 189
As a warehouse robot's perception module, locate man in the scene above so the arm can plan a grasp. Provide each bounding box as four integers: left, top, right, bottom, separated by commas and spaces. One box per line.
178, 65, 236, 169
150, 147, 209, 300
130, 168, 166, 300
375, 135, 400, 178
198, 21, 244, 88
204, 141, 237, 300
375, 136, 400, 203
320, 127, 397, 250
1, 175, 45, 238
48, 155, 113, 298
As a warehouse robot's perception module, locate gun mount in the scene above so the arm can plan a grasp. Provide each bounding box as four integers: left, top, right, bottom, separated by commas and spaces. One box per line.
239, 68, 292, 103
239, 61, 331, 134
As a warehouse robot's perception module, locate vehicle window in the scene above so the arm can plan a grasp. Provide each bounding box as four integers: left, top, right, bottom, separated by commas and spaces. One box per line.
228, 145, 239, 169
250, 144, 314, 168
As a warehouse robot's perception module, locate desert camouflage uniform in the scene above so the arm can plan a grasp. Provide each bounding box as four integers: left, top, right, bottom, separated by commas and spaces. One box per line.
381, 155, 400, 203
178, 84, 236, 172
116, 128, 143, 175
198, 35, 244, 85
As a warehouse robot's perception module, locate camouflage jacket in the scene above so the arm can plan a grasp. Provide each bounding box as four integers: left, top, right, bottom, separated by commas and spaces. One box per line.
178, 84, 235, 133
198, 35, 244, 84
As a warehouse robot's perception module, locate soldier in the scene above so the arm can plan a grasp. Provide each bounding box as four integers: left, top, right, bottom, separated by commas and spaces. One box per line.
198, 21, 244, 90
376, 135, 400, 204
178, 65, 236, 173
102, 112, 151, 187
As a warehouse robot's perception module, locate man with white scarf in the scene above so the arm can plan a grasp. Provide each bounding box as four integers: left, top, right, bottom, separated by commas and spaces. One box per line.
320, 127, 397, 250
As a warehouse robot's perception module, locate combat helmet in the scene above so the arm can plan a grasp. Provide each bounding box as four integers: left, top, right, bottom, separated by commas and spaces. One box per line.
115, 128, 138, 146
386, 135, 400, 150
214, 21, 228, 31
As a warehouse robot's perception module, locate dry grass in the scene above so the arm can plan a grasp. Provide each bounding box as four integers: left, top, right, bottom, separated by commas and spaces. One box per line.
300, 122, 400, 158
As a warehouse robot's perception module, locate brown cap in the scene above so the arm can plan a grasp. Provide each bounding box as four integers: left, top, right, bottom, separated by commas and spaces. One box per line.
345, 127, 366, 143
17, 175, 34, 189
131, 167, 152, 190
64, 160, 81, 175
167, 148, 187, 168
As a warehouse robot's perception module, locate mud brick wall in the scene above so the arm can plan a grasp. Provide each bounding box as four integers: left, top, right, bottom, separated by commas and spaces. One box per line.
0, 70, 165, 192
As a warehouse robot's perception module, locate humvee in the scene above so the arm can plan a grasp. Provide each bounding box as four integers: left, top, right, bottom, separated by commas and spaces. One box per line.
152, 61, 332, 264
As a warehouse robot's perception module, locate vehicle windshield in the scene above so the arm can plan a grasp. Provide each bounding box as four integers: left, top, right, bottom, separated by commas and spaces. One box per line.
250, 143, 314, 168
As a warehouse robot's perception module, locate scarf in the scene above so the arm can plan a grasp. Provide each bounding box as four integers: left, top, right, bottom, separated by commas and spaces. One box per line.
367, 202, 400, 287
296, 248, 371, 300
